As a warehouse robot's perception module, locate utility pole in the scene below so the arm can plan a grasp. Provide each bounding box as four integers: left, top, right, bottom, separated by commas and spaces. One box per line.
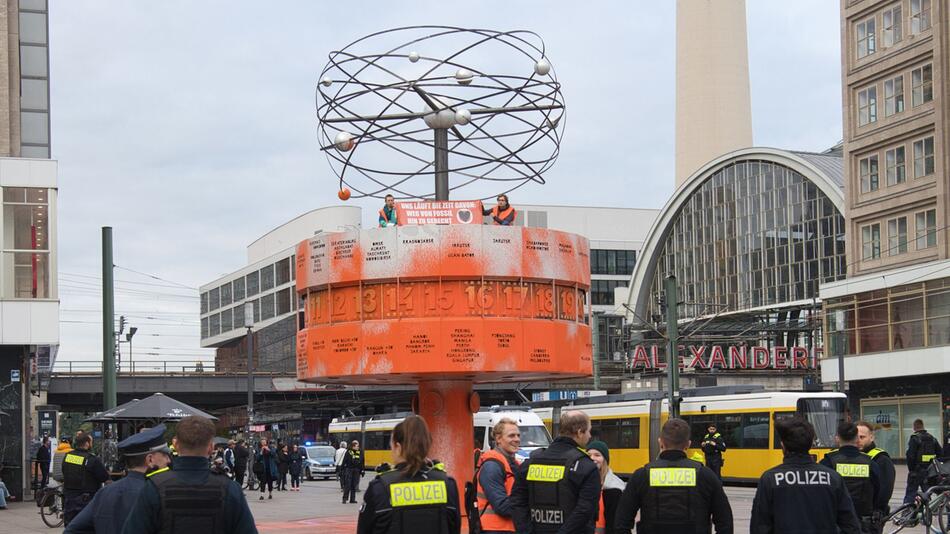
102, 227, 117, 410
245, 303, 255, 434
663, 276, 681, 419
834, 309, 846, 396
591, 312, 601, 390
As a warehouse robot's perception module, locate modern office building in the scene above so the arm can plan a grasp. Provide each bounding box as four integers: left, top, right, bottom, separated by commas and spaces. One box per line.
0, 0, 57, 499
625, 147, 846, 392
822, 0, 949, 456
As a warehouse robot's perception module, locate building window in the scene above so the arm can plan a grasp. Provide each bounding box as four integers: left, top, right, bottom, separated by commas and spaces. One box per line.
201, 292, 208, 314
884, 76, 904, 116
859, 155, 879, 192
887, 216, 908, 256
913, 136, 934, 178
2, 187, 50, 298
915, 209, 936, 249
246, 271, 260, 297
275, 257, 292, 286
856, 17, 876, 58
232, 277, 245, 301
862, 223, 881, 260
858, 86, 877, 126
910, 0, 931, 34
882, 5, 902, 47
885, 146, 905, 186
220, 282, 232, 306
260, 264, 275, 291
590, 249, 637, 275
591, 279, 627, 306
911, 64, 933, 107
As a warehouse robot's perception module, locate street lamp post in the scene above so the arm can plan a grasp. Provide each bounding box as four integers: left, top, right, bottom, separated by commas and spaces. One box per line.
244, 304, 255, 436
126, 327, 137, 373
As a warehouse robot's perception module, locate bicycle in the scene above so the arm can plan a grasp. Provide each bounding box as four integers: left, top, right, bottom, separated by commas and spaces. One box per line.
885, 485, 950, 533
36, 485, 64, 528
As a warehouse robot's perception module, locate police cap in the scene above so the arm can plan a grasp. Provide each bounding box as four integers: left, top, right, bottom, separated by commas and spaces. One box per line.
118, 424, 170, 456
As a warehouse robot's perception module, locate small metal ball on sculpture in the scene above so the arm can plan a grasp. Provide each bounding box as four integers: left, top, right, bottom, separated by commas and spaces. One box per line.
299, 27, 587, 503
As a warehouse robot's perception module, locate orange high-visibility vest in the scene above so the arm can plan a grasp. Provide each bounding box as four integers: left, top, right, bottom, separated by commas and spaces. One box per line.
595, 492, 606, 534
475, 449, 518, 532
490, 205, 516, 224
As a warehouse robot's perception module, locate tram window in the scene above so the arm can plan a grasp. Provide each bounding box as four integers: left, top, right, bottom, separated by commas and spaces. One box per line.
687, 413, 769, 449
717, 414, 743, 448
364, 431, 390, 450
475, 427, 486, 450
590, 418, 640, 449
773, 412, 796, 449
743, 413, 770, 449
687, 417, 716, 445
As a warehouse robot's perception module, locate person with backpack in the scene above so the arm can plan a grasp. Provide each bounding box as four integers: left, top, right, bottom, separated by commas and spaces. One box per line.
471, 418, 522, 533
904, 418, 940, 503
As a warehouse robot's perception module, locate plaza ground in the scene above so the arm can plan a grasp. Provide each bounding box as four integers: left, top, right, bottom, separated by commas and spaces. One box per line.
0, 464, 924, 533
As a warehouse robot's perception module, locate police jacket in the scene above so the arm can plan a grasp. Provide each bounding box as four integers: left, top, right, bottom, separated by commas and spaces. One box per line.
65, 470, 146, 534
906, 430, 940, 472
750, 452, 861, 534
819, 445, 883, 517
863, 444, 895, 512
343, 448, 365, 473
614, 449, 733, 534
700, 433, 726, 464
509, 436, 601, 534
356, 461, 461, 534
62, 449, 110, 497
119, 456, 257, 534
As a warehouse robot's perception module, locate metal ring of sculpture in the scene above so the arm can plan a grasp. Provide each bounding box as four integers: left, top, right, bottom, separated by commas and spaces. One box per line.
316, 25, 566, 200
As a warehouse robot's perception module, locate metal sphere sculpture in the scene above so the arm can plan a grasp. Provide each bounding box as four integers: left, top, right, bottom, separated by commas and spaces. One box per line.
316, 26, 566, 201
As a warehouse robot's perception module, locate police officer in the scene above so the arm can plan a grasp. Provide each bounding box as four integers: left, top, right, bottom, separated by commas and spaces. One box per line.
342, 439, 365, 504
476, 417, 521, 533
120, 416, 257, 534
615, 418, 733, 533
62, 432, 110, 526
509, 410, 600, 534
700, 424, 727, 480
820, 421, 884, 533
904, 418, 940, 503
750, 417, 860, 534
65, 425, 172, 534
357, 415, 460, 534
856, 420, 895, 531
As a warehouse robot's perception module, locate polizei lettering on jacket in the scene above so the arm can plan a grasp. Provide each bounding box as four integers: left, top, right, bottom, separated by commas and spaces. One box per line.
773, 470, 832, 486
531, 508, 564, 524
389, 480, 448, 507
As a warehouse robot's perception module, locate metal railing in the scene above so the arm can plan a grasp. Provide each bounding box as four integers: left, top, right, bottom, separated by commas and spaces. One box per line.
50, 360, 294, 377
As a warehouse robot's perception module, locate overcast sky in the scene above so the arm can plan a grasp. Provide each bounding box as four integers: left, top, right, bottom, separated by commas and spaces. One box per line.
49, 1, 841, 365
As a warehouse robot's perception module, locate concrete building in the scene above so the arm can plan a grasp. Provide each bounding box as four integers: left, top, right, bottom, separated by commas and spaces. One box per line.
675, 0, 753, 187
0, 0, 57, 499
821, 0, 950, 456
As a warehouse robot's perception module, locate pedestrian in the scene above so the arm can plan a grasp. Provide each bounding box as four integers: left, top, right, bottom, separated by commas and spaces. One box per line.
903, 418, 940, 503
701, 424, 727, 479
475, 418, 522, 533
52, 437, 73, 484
120, 416, 257, 534
335, 441, 348, 492
256, 438, 278, 500
277, 444, 290, 491
379, 194, 398, 227
820, 421, 885, 533
224, 440, 236, 478
0, 480, 9, 509
482, 194, 516, 226
510, 410, 600, 534
36, 435, 52, 488
341, 439, 365, 504
856, 420, 895, 531
233, 439, 249, 487
585, 440, 625, 534
62, 432, 110, 526
289, 444, 303, 491
65, 425, 173, 534
356, 415, 461, 534
750, 416, 860, 534
615, 418, 732, 533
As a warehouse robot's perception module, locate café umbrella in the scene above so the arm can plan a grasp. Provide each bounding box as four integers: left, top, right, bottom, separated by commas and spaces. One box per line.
84, 392, 217, 424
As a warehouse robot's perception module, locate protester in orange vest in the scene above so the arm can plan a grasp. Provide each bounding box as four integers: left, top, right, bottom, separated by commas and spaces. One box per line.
475, 418, 522, 533
378, 194, 397, 227
587, 440, 624, 534
482, 194, 516, 226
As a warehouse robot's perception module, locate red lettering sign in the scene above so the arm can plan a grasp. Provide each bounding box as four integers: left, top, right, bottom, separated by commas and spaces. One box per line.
626, 345, 820, 371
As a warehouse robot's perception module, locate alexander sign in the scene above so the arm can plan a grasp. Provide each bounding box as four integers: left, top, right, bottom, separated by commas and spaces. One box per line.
627, 345, 821, 371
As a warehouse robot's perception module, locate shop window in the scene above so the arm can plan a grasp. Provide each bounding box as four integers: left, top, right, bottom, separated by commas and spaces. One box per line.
861, 403, 900, 457
2, 187, 50, 298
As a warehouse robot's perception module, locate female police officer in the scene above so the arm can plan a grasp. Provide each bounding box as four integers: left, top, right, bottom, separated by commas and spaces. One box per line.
356, 415, 461, 534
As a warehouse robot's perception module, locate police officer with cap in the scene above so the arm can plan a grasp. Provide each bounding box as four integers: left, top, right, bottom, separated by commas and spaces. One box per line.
62, 431, 110, 526
751, 417, 860, 534
615, 418, 733, 533
700, 424, 727, 480
509, 410, 600, 534
120, 416, 256, 534
821, 421, 884, 533
65, 425, 172, 534
856, 421, 895, 533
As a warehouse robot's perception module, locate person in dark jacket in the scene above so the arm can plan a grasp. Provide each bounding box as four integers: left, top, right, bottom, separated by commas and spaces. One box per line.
119, 416, 257, 534
62, 433, 110, 526
256, 438, 279, 500
820, 421, 884, 533
750, 417, 860, 534
289, 444, 303, 491
509, 410, 600, 534
701, 424, 727, 480
586, 440, 625, 534
276, 444, 291, 491
35, 436, 52, 488
857, 420, 896, 529
66, 425, 172, 534
904, 419, 940, 503
233, 440, 249, 487
615, 418, 733, 533
341, 439, 365, 504
357, 415, 460, 534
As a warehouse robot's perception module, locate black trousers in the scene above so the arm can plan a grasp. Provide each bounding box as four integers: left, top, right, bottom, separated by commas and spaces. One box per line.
63, 492, 92, 526
344, 468, 360, 502
706, 459, 722, 479
234, 467, 246, 486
